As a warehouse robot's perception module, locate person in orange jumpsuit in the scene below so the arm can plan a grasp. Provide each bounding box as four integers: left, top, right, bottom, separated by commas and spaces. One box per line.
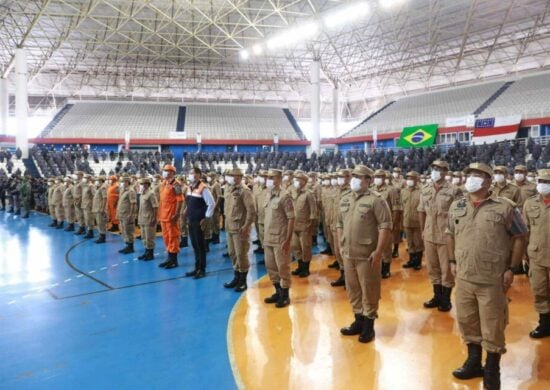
107, 175, 120, 232
158, 164, 184, 269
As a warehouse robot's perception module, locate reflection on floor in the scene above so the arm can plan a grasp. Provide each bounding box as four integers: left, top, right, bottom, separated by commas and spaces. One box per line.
230, 253, 550, 389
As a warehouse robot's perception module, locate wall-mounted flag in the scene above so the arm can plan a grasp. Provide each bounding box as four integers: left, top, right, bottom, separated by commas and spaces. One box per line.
397, 124, 438, 148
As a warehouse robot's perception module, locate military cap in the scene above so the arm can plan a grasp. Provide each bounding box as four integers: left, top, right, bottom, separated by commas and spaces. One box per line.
154, 174, 162, 179
527, 172, 536, 178
374, 169, 386, 177
97, 176, 106, 181
493, 166, 508, 174
64, 177, 73, 182
308, 171, 318, 177
140, 177, 152, 185
163, 164, 176, 172
453, 171, 463, 177
406, 171, 419, 178
385, 171, 392, 179
258, 169, 268, 176
464, 163, 493, 178
294, 172, 308, 181
320, 174, 329, 180
431, 160, 449, 170
537, 169, 550, 181
207, 171, 217, 177
228, 167, 244, 176
514, 165, 528, 172
352, 165, 374, 178
329, 173, 337, 178
294, 169, 305, 175
120, 173, 131, 181
393, 167, 402, 173
74, 171, 84, 176
337, 169, 351, 177
283, 170, 294, 176
267, 169, 283, 177
83, 173, 92, 179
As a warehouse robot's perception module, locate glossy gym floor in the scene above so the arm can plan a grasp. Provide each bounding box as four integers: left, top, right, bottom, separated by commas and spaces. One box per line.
1, 211, 549, 389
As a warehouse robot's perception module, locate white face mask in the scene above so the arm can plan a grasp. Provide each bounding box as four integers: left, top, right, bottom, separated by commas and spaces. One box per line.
282, 175, 289, 182
452, 178, 460, 185
385, 179, 391, 185
258, 177, 265, 185
308, 178, 313, 183
55, 180, 60, 184
207, 177, 212, 183
94, 181, 100, 186
72, 174, 78, 180
445, 175, 452, 181
82, 179, 88, 183
374, 178, 383, 186
537, 183, 550, 195
494, 174, 505, 184
330, 179, 338, 186
162, 171, 169, 179
406, 179, 415, 187
514, 173, 525, 182
420, 179, 426, 183
431, 170, 441, 182
527, 176, 535, 183
337, 177, 345, 186
465, 176, 484, 193
350, 177, 362, 192
187, 174, 195, 183
427, 178, 433, 184
322, 180, 330, 186
139, 185, 144, 193
226, 176, 235, 186
392, 172, 399, 179
120, 183, 125, 189
293, 180, 301, 189
266, 179, 274, 189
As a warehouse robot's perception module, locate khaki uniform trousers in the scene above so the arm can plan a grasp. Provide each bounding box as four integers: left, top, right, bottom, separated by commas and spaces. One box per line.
258, 223, 265, 245
95, 212, 107, 234
75, 206, 83, 226
140, 223, 156, 250
404, 227, 423, 254
344, 256, 381, 319
179, 214, 189, 237
265, 244, 291, 289
120, 217, 135, 244
393, 220, 402, 245
83, 209, 94, 230
205, 219, 212, 240
331, 225, 343, 267
64, 204, 75, 224
55, 205, 65, 222
227, 231, 250, 272
456, 279, 508, 354
292, 230, 313, 262
529, 263, 550, 314
425, 240, 455, 288
212, 209, 221, 235
49, 205, 56, 219
382, 239, 392, 265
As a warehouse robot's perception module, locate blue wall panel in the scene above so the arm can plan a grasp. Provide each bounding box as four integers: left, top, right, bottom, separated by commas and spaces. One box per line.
338, 142, 364, 152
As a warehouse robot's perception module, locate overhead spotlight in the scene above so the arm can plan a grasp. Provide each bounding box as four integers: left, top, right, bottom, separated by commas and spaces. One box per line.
252, 44, 263, 55
239, 49, 250, 60
324, 1, 370, 29
379, 0, 405, 9
267, 21, 319, 50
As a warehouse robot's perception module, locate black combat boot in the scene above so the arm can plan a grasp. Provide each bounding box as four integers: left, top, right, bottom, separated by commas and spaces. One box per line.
164, 253, 179, 269
120, 242, 135, 254
403, 252, 416, 268
392, 244, 399, 258
143, 249, 155, 261
264, 283, 281, 304
275, 288, 290, 308
414, 252, 423, 270
299, 261, 311, 278
359, 316, 375, 343
138, 250, 148, 260
291, 260, 304, 276
529, 312, 550, 339
253, 245, 264, 254
56, 221, 64, 229
224, 271, 239, 288
312, 235, 318, 246
438, 286, 453, 312
159, 254, 173, 268
320, 243, 333, 255
483, 353, 501, 390
193, 268, 206, 279
179, 236, 188, 248
212, 233, 220, 244
340, 314, 364, 336
452, 343, 484, 379
84, 229, 94, 239
234, 272, 248, 292
49, 220, 57, 227
381, 262, 391, 279
424, 284, 442, 308
108, 224, 119, 232
65, 223, 75, 232
95, 233, 106, 244
331, 270, 345, 287
74, 226, 85, 235
328, 260, 340, 269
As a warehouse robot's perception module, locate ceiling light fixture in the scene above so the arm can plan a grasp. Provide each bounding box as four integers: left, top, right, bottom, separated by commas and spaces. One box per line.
324, 1, 370, 29
239, 49, 250, 60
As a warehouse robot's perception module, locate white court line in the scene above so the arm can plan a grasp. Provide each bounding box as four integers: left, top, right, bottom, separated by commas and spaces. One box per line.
111, 264, 119, 267
76, 274, 83, 278
64, 278, 72, 283
100, 267, 108, 271
8, 300, 16, 305
89, 270, 96, 274
123, 261, 129, 264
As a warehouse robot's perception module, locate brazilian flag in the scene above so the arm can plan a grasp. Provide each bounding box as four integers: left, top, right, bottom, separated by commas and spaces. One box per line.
397, 124, 438, 148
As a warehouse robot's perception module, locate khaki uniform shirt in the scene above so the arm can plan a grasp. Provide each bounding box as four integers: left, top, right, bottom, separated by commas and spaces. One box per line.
52, 184, 64, 206
254, 186, 268, 224
72, 181, 83, 207
81, 184, 95, 211
523, 195, 550, 267
225, 184, 256, 233
263, 187, 295, 246
292, 187, 318, 232
330, 185, 353, 229
375, 184, 402, 213
392, 177, 406, 190
47, 185, 55, 206
401, 186, 421, 228
116, 188, 137, 220
492, 183, 521, 204
418, 181, 462, 244
62, 185, 74, 207
307, 182, 322, 212
447, 193, 527, 284
337, 189, 392, 261
514, 181, 537, 207
138, 188, 159, 226
92, 183, 108, 213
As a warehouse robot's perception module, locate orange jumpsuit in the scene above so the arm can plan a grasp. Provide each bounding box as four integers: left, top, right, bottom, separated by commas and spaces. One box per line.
107, 183, 120, 225
159, 179, 184, 254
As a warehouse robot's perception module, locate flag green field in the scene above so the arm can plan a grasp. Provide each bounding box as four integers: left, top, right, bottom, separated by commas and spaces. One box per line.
397, 124, 438, 148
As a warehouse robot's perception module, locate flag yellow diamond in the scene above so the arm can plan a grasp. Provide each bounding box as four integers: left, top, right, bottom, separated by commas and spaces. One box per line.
404, 129, 433, 145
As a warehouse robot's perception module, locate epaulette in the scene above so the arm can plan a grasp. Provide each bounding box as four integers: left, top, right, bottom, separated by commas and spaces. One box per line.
370, 189, 382, 198
495, 195, 517, 208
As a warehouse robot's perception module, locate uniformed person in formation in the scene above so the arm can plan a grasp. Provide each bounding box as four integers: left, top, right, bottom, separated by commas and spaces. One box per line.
52, 177, 65, 229
290, 172, 318, 278
338, 165, 392, 343
319, 173, 334, 255
307, 171, 322, 246
116, 174, 137, 254
223, 168, 256, 292
513, 165, 537, 207
47, 179, 57, 227
263, 169, 295, 308
392, 167, 405, 189
401, 171, 423, 270
492, 166, 521, 204
81, 174, 96, 239
330, 169, 352, 287
107, 175, 120, 232
158, 165, 184, 270
72, 171, 85, 235
62, 177, 75, 231
373, 169, 401, 278
253, 170, 268, 254
137, 177, 158, 261
178, 176, 189, 248
20, 176, 31, 218
92, 176, 108, 244
207, 172, 222, 244
418, 160, 461, 312
447, 163, 527, 390
523, 169, 550, 339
